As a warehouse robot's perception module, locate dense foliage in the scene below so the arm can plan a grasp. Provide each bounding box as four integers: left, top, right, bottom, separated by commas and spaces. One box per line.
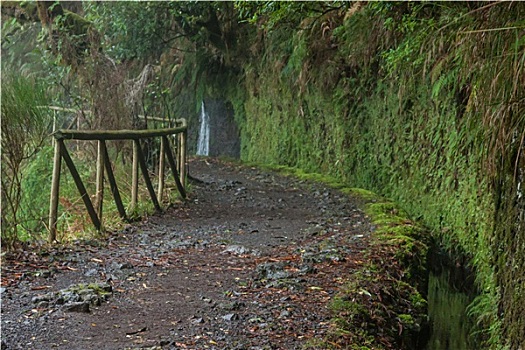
2, 1, 523, 348
1, 73, 52, 246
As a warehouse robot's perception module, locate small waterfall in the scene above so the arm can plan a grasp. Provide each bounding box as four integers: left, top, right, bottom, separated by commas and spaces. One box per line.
196, 101, 210, 156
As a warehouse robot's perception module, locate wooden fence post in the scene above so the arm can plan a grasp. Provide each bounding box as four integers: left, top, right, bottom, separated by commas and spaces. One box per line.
131, 140, 139, 210
134, 139, 161, 211
180, 130, 187, 189
48, 139, 62, 242
162, 136, 186, 199
102, 143, 127, 221
158, 136, 166, 202
95, 140, 105, 226
60, 145, 101, 231
176, 133, 182, 177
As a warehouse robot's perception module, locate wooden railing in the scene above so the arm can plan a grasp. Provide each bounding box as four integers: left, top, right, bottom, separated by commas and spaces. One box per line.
48, 119, 187, 242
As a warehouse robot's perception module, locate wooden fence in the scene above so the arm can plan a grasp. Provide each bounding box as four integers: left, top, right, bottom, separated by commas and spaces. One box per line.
48, 119, 187, 242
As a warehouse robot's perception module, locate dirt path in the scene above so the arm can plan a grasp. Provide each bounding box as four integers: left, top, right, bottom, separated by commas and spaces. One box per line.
1, 158, 372, 350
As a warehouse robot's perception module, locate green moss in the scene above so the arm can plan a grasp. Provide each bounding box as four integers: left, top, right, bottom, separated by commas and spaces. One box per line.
340, 188, 380, 202
66, 282, 112, 297
365, 202, 409, 219
330, 296, 367, 317
398, 313, 415, 326
62, 10, 92, 36
411, 291, 427, 310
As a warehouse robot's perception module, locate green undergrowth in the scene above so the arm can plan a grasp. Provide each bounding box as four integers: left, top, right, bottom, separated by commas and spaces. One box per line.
253, 162, 381, 203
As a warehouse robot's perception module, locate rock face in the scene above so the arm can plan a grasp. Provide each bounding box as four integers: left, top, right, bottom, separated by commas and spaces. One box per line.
201, 98, 240, 158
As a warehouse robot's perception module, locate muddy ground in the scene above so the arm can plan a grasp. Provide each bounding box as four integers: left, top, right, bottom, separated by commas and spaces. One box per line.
1, 158, 373, 350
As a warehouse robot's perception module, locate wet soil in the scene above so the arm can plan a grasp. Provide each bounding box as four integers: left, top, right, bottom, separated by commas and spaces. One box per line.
1, 158, 372, 349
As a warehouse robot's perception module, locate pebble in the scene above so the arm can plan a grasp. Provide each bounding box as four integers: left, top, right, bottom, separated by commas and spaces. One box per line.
36, 301, 49, 309
279, 310, 291, 318
222, 313, 238, 321
84, 268, 99, 277
191, 317, 204, 324
222, 245, 250, 255
63, 302, 90, 313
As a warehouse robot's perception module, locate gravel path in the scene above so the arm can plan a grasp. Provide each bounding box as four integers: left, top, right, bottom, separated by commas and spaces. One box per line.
1, 157, 372, 350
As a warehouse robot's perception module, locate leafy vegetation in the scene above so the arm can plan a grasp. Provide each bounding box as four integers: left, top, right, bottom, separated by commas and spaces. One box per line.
0, 1, 180, 247
2, 1, 524, 347
1, 73, 52, 247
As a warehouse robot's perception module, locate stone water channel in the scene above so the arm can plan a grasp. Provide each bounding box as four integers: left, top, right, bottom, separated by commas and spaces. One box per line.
425, 246, 480, 350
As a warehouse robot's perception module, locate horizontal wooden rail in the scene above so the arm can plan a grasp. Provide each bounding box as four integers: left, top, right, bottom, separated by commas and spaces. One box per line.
53, 120, 187, 141
48, 120, 187, 243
